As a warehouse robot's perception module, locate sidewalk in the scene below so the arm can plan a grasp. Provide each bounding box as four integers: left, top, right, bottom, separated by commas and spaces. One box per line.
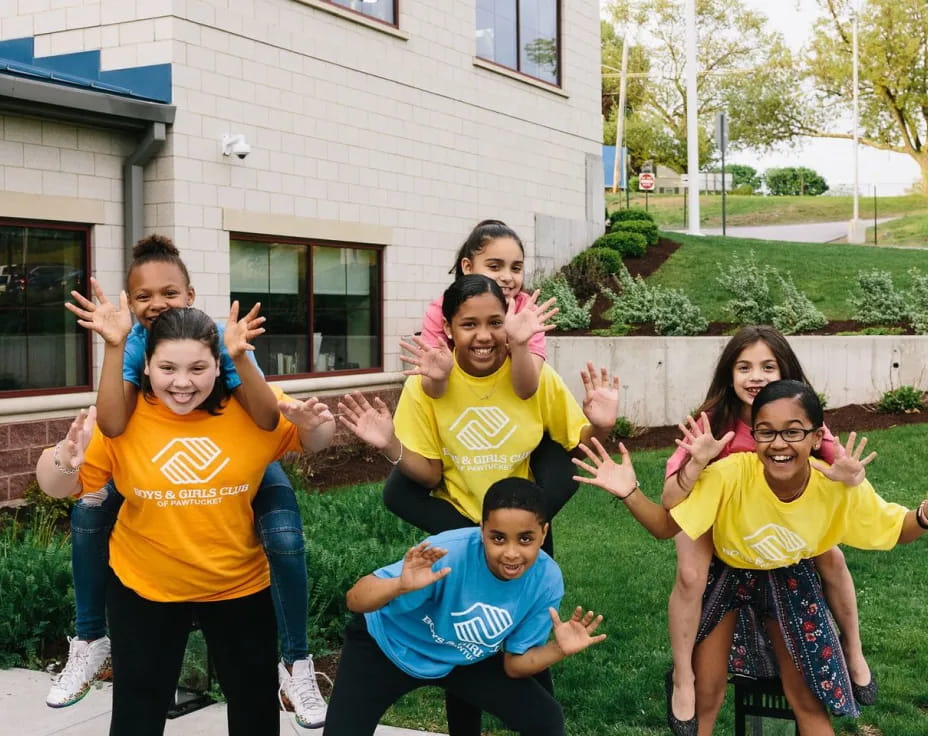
0, 668, 445, 736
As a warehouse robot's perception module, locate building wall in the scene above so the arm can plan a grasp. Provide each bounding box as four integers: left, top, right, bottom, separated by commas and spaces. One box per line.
0, 1, 603, 499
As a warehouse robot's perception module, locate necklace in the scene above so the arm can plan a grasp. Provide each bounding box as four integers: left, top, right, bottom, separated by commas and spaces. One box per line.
775, 466, 811, 503
464, 373, 501, 401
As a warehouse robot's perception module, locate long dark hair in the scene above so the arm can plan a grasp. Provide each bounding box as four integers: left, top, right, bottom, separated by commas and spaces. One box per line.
449, 220, 525, 279
142, 308, 228, 415
696, 325, 810, 438
127, 234, 191, 290
441, 274, 507, 324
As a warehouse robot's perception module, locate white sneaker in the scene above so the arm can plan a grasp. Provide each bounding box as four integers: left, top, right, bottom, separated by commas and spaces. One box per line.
46, 636, 112, 708
278, 657, 328, 729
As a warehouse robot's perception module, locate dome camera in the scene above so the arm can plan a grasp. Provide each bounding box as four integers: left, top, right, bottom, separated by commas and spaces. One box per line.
221, 134, 251, 160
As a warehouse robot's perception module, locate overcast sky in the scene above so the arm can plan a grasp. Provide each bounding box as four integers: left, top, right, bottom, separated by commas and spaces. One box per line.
602, 0, 922, 194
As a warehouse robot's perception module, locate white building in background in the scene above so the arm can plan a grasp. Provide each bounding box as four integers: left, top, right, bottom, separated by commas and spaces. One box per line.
0, 0, 603, 500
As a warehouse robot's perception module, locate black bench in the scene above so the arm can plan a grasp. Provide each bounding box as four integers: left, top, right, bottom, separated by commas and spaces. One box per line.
732, 675, 798, 736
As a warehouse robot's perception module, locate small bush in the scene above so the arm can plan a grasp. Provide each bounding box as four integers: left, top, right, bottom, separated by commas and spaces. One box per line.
716, 252, 776, 325
733, 183, 754, 195
572, 247, 623, 276
611, 218, 659, 247
610, 416, 636, 441
562, 251, 607, 302
817, 392, 828, 410
876, 386, 925, 414
608, 207, 654, 226
907, 268, 928, 334
536, 273, 593, 330
603, 267, 707, 336
592, 230, 648, 258
848, 270, 908, 325
603, 269, 654, 326
771, 273, 826, 335
836, 326, 904, 336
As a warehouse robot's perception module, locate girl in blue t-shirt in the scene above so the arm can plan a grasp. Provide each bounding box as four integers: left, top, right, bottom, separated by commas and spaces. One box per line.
323, 477, 606, 736
51, 236, 328, 729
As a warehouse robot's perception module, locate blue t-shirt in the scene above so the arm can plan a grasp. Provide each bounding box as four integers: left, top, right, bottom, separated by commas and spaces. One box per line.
122, 321, 259, 391
364, 527, 564, 679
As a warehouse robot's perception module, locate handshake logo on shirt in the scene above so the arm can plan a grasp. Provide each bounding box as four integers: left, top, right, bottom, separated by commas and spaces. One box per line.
450, 407, 517, 451
451, 602, 514, 648
152, 437, 231, 485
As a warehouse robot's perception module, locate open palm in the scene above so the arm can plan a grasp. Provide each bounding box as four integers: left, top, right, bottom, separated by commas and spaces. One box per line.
338, 392, 395, 450
580, 362, 620, 429
399, 336, 453, 382
550, 606, 606, 656
65, 277, 131, 347
399, 542, 451, 593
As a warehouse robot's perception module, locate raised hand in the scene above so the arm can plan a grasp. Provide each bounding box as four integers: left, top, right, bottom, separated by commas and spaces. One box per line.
279, 396, 334, 432
550, 606, 606, 656
572, 437, 639, 500
398, 541, 451, 593
675, 412, 735, 467
224, 301, 266, 360
399, 335, 453, 382
580, 362, 620, 430
504, 290, 558, 347
57, 406, 98, 471
811, 431, 876, 487
65, 277, 132, 346
338, 392, 395, 450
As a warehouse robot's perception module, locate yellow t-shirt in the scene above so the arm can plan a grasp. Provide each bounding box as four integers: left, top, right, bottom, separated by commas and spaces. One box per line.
79, 392, 301, 602
394, 357, 589, 523
670, 453, 907, 569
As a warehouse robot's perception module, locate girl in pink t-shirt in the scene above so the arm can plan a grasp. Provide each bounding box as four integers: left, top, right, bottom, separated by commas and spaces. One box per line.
661, 326, 876, 735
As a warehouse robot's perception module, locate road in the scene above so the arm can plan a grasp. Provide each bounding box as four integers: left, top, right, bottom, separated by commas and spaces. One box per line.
670, 218, 897, 243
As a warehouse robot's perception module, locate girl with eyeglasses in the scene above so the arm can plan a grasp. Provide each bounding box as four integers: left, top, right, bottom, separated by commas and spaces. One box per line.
656, 326, 875, 735
573, 380, 927, 736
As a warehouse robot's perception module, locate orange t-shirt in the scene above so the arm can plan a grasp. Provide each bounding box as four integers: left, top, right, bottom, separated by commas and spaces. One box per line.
79, 393, 301, 602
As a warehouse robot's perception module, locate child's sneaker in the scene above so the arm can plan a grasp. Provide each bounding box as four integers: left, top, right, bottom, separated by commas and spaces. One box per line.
278, 657, 328, 729
46, 636, 112, 708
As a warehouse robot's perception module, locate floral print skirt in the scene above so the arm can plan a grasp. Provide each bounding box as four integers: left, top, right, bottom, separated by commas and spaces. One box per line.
696, 556, 859, 717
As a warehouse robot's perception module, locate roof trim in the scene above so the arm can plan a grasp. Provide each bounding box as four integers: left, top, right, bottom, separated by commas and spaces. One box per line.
0, 73, 175, 131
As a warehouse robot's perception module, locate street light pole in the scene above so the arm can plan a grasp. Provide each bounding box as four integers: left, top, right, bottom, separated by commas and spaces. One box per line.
612, 35, 630, 195
847, 2, 866, 243
685, 0, 700, 234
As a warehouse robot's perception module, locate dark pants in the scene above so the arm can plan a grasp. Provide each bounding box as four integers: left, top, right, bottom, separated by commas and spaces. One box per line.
323, 615, 564, 736
106, 570, 279, 736
380, 433, 572, 734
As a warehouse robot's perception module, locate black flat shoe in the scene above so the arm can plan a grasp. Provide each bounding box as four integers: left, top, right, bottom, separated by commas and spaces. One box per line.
665, 669, 698, 736
852, 672, 878, 706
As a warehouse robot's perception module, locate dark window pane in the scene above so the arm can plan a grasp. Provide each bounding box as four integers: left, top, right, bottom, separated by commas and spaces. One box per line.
329, 0, 395, 24
312, 246, 380, 372
519, 0, 558, 83
476, 0, 517, 70
0, 225, 88, 392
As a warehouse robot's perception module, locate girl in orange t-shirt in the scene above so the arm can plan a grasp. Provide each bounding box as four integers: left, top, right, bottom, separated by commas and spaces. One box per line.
36, 307, 335, 736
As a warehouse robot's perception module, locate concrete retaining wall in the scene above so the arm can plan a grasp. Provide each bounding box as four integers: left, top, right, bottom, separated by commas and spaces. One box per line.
548, 335, 928, 427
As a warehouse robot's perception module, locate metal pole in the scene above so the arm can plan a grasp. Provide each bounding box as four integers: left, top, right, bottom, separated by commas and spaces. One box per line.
685, 0, 701, 234
873, 185, 878, 244
612, 35, 629, 195
683, 188, 687, 227
721, 125, 727, 236
645, 191, 649, 211
852, 10, 860, 222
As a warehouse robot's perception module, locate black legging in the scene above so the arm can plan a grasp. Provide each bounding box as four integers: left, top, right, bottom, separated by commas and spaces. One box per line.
323, 615, 563, 736
381, 432, 575, 734
106, 570, 279, 736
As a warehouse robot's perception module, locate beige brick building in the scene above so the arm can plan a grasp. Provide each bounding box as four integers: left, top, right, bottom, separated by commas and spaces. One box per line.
0, 0, 603, 500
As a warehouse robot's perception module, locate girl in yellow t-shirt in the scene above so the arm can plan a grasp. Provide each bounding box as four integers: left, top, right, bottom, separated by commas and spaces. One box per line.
659, 325, 874, 733
574, 379, 928, 735
35, 307, 335, 736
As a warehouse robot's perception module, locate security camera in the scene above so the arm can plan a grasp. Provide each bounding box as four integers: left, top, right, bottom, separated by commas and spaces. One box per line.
221, 134, 251, 159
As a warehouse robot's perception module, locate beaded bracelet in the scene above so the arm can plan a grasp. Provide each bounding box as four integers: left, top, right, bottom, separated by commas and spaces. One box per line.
53, 442, 80, 476
382, 443, 403, 466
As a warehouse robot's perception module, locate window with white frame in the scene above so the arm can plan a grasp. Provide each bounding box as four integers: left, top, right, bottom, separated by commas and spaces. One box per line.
230, 235, 382, 377
476, 0, 559, 85
0, 222, 90, 394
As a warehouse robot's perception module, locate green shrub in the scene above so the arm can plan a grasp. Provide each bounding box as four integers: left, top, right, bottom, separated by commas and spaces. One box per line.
817, 392, 829, 410
848, 270, 908, 325
771, 273, 826, 334
876, 385, 925, 414
732, 183, 754, 195
536, 273, 593, 330
611, 218, 659, 247
906, 267, 928, 334
591, 230, 648, 258
716, 252, 776, 325
603, 269, 653, 326
603, 267, 707, 336
836, 326, 905, 336
610, 416, 636, 441
571, 247, 623, 277
608, 207, 655, 226
562, 251, 607, 302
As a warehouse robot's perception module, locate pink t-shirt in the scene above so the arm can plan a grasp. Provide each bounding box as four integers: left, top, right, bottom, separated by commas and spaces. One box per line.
664, 417, 837, 478
420, 291, 547, 360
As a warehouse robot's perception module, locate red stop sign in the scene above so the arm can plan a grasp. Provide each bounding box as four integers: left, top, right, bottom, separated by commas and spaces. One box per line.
639, 172, 655, 191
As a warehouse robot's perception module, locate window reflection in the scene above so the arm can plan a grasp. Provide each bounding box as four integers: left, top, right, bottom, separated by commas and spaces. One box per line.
328, 0, 396, 25
476, 0, 559, 85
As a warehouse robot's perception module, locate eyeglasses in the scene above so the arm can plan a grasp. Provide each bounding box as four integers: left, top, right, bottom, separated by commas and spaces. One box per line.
750, 427, 818, 443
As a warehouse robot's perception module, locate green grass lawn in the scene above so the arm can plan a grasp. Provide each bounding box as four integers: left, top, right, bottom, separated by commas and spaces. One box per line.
300, 424, 928, 735
644, 233, 928, 321
867, 212, 928, 247
605, 192, 928, 230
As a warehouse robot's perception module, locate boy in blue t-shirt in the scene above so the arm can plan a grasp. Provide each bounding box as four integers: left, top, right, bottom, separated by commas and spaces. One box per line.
323, 477, 606, 736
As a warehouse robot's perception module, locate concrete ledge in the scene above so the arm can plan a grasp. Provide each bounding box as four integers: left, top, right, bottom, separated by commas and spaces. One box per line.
548, 335, 928, 427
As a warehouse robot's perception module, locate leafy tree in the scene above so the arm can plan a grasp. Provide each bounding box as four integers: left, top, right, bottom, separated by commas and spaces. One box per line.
763, 167, 829, 196
604, 0, 794, 173
723, 164, 761, 192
